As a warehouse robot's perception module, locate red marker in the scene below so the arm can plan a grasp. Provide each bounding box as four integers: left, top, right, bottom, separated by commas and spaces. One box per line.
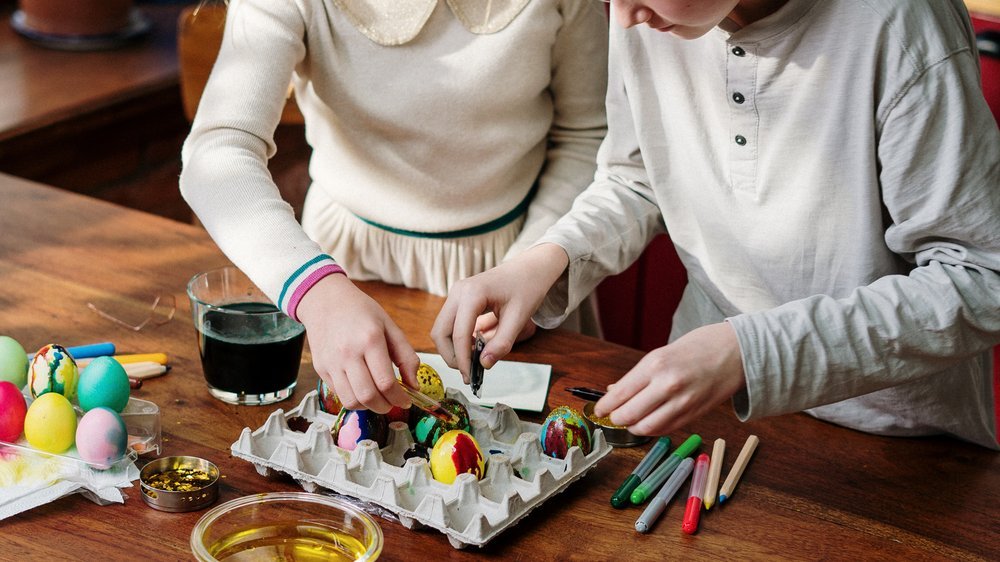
681, 453, 711, 534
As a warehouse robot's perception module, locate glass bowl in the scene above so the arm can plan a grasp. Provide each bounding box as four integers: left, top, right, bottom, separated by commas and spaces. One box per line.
190, 492, 383, 561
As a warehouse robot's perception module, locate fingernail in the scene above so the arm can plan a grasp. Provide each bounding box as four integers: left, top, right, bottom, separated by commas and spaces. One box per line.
482, 353, 495, 369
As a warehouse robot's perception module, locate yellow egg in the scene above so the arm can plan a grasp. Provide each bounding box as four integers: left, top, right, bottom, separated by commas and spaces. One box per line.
429, 429, 485, 484
416, 363, 445, 400
24, 392, 77, 454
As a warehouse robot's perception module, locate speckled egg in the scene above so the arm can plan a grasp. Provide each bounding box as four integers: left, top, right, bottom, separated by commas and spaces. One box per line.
316, 379, 342, 414
412, 398, 470, 448
24, 392, 77, 454
77, 357, 130, 412
333, 409, 388, 451
28, 344, 79, 400
0, 336, 29, 388
0, 381, 27, 442
429, 429, 485, 484
75, 407, 128, 469
416, 363, 445, 400
540, 405, 592, 459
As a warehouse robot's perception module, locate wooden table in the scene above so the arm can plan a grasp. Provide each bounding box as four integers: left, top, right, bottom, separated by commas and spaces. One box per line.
0, 173, 997, 561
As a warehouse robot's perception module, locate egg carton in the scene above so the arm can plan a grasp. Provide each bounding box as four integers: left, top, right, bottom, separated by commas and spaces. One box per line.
231, 388, 612, 549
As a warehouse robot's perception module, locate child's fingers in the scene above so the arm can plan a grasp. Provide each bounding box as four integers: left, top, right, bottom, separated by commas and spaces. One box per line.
365, 346, 409, 409
431, 297, 461, 370
329, 368, 359, 411
385, 323, 420, 389
344, 359, 392, 413
479, 303, 532, 369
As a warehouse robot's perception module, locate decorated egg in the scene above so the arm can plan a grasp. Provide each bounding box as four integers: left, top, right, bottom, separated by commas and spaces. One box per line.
429, 429, 485, 484
77, 357, 130, 412
28, 344, 79, 400
333, 409, 388, 451
24, 392, 77, 454
0, 336, 29, 388
416, 363, 445, 400
412, 398, 470, 448
316, 379, 342, 414
540, 405, 592, 459
0, 381, 27, 442
75, 407, 128, 469
386, 404, 410, 425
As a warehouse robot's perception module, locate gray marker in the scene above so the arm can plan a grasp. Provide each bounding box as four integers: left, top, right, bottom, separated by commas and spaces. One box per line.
634, 457, 694, 533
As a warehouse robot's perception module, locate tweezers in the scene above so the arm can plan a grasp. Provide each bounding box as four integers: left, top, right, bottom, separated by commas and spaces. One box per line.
470, 332, 486, 398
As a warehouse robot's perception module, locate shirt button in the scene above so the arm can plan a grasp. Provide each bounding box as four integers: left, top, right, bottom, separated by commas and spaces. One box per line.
732, 46, 746, 56
735, 135, 747, 146
732, 92, 745, 104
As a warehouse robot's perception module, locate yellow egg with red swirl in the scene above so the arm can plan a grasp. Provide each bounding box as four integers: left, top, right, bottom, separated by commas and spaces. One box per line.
429, 429, 485, 484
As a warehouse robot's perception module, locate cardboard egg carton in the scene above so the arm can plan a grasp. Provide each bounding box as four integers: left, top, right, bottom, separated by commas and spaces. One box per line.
231, 388, 611, 549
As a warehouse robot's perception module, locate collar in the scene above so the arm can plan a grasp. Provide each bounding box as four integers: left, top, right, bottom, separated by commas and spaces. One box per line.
332, 0, 532, 46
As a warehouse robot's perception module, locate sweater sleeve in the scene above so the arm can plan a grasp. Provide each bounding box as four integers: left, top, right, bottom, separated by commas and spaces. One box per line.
503, 0, 609, 258
179, 0, 342, 319
728, 45, 1000, 420
530, 28, 666, 327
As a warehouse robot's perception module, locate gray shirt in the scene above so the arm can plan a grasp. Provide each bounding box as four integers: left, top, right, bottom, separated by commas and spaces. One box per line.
536, 0, 1000, 448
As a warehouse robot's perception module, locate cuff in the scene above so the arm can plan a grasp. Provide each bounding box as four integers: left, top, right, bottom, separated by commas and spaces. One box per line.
277, 254, 346, 321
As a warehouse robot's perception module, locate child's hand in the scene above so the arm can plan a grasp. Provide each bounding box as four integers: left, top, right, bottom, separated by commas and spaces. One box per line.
594, 322, 746, 436
432, 244, 568, 382
474, 312, 538, 345
296, 274, 420, 413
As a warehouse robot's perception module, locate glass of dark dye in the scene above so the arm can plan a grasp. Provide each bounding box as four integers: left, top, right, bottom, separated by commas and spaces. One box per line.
186, 266, 305, 406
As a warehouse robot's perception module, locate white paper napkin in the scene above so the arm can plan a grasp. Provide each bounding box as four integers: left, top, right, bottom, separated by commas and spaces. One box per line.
416, 352, 551, 412
0, 446, 138, 520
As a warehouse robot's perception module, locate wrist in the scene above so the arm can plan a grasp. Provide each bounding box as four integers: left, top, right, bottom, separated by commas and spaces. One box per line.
292, 266, 349, 324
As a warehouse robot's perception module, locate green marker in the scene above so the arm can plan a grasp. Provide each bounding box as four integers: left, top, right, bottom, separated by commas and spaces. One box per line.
630, 434, 701, 505
610, 436, 670, 508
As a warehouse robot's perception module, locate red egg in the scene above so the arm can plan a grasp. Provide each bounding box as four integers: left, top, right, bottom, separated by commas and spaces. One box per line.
0, 381, 27, 442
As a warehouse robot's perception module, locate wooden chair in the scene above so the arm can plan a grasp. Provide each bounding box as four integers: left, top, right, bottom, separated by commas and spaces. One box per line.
178, 4, 304, 124
176, 4, 311, 220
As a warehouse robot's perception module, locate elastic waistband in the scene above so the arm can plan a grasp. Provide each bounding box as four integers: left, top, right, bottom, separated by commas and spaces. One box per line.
353, 185, 536, 239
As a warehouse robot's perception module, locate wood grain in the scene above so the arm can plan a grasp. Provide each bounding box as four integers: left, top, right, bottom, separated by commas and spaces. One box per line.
0, 172, 997, 561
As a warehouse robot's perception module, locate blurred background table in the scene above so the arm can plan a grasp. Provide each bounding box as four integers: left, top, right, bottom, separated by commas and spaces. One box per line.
1, 173, 997, 561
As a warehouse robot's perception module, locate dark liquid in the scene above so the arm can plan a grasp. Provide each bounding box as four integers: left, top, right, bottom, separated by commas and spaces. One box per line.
198, 302, 305, 395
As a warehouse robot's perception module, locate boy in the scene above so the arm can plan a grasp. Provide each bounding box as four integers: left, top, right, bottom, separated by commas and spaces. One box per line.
433, 0, 1000, 448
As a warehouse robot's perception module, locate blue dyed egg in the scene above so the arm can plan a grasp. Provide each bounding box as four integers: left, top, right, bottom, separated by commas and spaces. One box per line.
77, 357, 130, 412
412, 398, 470, 448
540, 405, 592, 459
332, 409, 388, 450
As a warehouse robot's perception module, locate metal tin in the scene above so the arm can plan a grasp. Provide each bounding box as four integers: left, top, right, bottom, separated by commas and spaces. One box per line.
582, 401, 651, 448
140, 455, 220, 512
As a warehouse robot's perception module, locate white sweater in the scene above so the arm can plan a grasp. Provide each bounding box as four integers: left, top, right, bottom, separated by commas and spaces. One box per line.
181, 0, 608, 315
537, 0, 1000, 448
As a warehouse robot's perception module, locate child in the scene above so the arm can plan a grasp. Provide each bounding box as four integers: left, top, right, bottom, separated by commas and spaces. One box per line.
433, 0, 1000, 448
180, 0, 609, 412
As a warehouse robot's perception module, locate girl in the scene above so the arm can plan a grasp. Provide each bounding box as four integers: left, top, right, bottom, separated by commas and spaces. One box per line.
180, 0, 609, 412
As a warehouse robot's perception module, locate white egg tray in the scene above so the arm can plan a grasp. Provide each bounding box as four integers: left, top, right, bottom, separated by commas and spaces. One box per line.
231, 389, 612, 549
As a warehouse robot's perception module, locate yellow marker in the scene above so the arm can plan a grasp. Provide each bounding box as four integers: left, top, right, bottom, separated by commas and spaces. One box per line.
703, 438, 725, 510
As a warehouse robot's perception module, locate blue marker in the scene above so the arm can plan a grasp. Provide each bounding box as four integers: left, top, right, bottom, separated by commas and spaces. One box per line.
27, 342, 115, 361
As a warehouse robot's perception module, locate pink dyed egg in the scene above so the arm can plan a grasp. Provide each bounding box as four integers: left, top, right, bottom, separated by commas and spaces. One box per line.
0, 381, 27, 442
75, 407, 127, 469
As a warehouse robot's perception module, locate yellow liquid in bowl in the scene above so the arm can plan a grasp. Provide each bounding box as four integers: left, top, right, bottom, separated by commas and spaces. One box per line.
207, 522, 371, 562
